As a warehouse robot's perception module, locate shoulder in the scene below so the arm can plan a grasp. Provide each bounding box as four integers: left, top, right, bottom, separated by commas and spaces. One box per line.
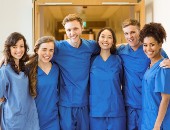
158, 66, 170, 75
54, 40, 68, 48
52, 62, 59, 70
90, 55, 99, 64
110, 55, 122, 65
0, 64, 12, 77
82, 39, 96, 46
116, 44, 128, 53
0, 64, 11, 72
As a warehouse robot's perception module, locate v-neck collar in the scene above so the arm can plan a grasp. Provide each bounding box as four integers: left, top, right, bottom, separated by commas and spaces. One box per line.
38, 63, 53, 76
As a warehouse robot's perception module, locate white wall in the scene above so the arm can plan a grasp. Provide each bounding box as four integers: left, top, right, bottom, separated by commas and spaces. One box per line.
153, 0, 170, 57
0, 0, 32, 57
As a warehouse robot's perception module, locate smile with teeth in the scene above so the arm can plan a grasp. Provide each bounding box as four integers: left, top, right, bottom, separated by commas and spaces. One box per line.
102, 43, 109, 46
15, 53, 23, 56
43, 56, 50, 59
146, 51, 153, 55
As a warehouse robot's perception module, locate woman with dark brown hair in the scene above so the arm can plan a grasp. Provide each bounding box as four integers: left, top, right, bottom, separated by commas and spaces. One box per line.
0, 32, 39, 130
140, 22, 170, 130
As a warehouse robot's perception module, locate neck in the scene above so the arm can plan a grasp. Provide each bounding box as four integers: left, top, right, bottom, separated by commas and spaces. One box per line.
68, 39, 81, 48
38, 61, 51, 68
100, 50, 111, 61
150, 54, 163, 67
131, 41, 141, 51
38, 61, 52, 74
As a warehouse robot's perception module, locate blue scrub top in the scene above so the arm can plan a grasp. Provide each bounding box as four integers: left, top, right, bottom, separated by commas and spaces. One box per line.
142, 59, 170, 130
0, 64, 39, 130
117, 44, 168, 109
35, 63, 59, 129
52, 39, 98, 107
89, 55, 126, 117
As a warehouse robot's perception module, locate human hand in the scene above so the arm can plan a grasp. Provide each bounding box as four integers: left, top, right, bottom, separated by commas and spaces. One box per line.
0, 56, 7, 67
159, 58, 170, 68
0, 97, 5, 106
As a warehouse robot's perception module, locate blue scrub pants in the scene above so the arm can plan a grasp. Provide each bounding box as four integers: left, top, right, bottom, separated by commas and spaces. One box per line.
90, 116, 126, 130
39, 115, 60, 130
59, 106, 89, 130
126, 106, 141, 130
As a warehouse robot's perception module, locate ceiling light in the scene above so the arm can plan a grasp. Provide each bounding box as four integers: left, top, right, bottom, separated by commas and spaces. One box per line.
102, 2, 130, 5
44, 2, 72, 5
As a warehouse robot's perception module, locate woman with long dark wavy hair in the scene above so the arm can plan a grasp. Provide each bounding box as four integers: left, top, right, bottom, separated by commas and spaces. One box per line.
27, 36, 60, 130
0, 32, 39, 130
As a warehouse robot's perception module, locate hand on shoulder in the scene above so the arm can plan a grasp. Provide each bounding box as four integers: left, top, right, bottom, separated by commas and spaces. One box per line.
160, 58, 170, 68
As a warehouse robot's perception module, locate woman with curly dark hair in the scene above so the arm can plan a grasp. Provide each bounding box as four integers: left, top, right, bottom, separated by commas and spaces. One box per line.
140, 23, 170, 130
27, 36, 60, 130
0, 32, 39, 130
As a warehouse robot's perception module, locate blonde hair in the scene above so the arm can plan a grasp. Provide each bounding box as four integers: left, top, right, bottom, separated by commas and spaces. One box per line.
62, 13, 83, 26
122, 19, 140, 29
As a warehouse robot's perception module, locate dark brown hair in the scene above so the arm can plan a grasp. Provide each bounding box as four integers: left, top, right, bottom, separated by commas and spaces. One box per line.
3, 32, 29, 75
97, 27, 117, 54
27, 36, 55, 97
139, 22, 166, 44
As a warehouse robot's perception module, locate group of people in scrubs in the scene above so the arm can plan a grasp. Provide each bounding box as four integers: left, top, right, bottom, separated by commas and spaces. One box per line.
0, 13, 170, 130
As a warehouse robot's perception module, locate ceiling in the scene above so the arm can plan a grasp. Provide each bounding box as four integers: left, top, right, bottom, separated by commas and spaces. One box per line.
36, 0, 139, 21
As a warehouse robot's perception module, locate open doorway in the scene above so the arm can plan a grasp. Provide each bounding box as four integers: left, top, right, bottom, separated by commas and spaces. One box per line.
33, 0, 145, 44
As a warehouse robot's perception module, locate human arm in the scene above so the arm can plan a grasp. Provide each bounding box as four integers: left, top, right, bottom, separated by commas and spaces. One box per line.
153, 93, 170, 130
116, 43, 128, 48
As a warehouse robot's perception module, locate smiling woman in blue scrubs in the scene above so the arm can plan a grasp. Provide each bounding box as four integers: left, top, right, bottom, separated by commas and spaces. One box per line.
139, 22, 170, 130
27, 36, 60, 130
89, 27, 126, 130
0, 32, 39, 130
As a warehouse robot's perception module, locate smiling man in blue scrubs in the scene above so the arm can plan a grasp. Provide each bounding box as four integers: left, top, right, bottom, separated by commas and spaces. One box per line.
52, 14, 99, 130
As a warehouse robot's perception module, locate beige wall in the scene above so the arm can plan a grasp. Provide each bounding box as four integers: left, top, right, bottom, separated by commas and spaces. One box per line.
0, 0, 32, 57
144, 0, 170, 57
108, 6, 133, 44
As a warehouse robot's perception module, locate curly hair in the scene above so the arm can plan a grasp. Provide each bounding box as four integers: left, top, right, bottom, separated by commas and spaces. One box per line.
97, 27, 117, 54
27, 36, 55, 97
62, 13, 83, 27
139, 22, 166, 44
3, 32, 29, 75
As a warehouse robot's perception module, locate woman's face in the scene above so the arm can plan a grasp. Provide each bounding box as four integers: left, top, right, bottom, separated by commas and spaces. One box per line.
10, 39, 25, 62
37, 42, 54, 63
143, 36, 162, 60
98, 29, 114, 51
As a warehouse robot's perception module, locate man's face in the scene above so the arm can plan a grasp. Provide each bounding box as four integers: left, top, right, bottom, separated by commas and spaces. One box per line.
64, 20, 83, 44
123, 25, 140, 50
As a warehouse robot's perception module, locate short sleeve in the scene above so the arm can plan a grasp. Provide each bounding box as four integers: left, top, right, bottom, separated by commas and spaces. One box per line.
116, 44, 126, 54
154, 68, 170, 94
89, 40, 99, 54
0, 68, 7, 98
